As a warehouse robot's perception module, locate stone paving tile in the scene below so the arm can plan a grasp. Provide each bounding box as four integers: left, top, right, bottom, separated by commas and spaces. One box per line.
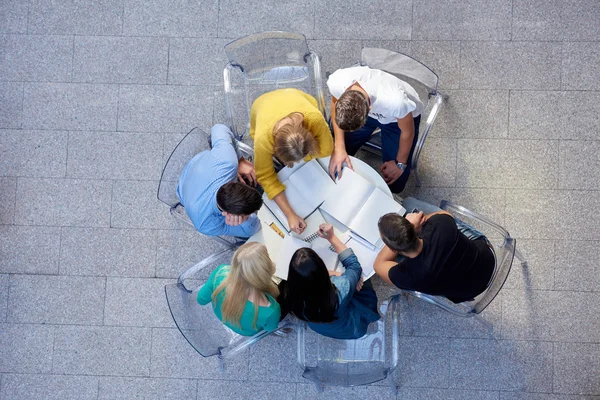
149, 327, 248, 380
502, 289, 600, 342
199, 380, 297, 400
407, 41, 461, 91
0, 34, 73, 82
554, 240, 600, 292
448, 339, 553, 392
395, 336, 449, 388
314, 0, 411, 40
0, 225, 61, 274
28, 0, 123, 35
60, 227, 157, 277
456, 139, 558, 189
562, 42, 600, 91
53, 325, 151, 376
415, 137, 457, 187
0, 177, 16, 224
0, 0, 28, 33
398, 387, 500, 400
73, 36, 169, 84
0, 323, 54, 374
118, 84, 213, 133
218, 0, 315, 39
123, 0, 218, 37
307, 39, 363, 82
503, 239, 555, 290
429, 90, 509, 139
248, 333, 303, 383
0, 81, 23, 128
98, 376, 196, 399
0, 374, 99, 400
168, 38, 229, 86
7, 275, 106, 325
413, 0, 511, 40
0, 130, 67, 178
0, 274, 8, 322
22, 83, 118, 131
513, 0, 600, 41
554, 342, 600, 395
559, 140, 600, 190
297, 383, 396, 399
15, 177, 112, 227
498, 392, 600, 400
156, 229, 228, 278
460, 42, 562, 90
66, 131, 163, 180
104, 277, 175, 327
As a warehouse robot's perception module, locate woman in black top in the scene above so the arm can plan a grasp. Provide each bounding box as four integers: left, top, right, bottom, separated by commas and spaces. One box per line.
373, 198, 495, 303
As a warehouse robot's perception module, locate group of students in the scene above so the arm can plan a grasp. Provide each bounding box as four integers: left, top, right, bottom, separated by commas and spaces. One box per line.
178, 65, 496, 339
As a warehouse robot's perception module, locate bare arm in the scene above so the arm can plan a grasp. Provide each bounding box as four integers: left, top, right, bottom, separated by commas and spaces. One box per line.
396, 113, 415, 164
327, 96, 353, 179
373, 245, 397, 285
273, 192, 306, 233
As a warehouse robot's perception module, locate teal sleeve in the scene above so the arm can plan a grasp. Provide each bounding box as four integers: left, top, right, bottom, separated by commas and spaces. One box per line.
263, 304, 281, 332
197, 264, 227, 305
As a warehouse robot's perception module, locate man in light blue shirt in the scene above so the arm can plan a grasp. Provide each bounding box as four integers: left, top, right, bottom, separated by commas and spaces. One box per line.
177, 124, 262, 237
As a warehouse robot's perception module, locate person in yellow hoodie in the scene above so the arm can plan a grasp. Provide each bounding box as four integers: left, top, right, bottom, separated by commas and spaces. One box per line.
250, 88, 333, 234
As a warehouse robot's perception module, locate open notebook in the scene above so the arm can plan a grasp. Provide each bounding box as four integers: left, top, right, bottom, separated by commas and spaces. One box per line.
320, 167, 406, 246
262, 159, 335, 231
335, 237, 381, 280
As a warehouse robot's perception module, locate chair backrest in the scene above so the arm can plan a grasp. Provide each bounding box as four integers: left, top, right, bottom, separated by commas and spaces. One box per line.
360, 48, 444, 186
297, 295, 400, 388
407, 201, 516, 316
165, 249, 286, 360
223, 31, 326, 140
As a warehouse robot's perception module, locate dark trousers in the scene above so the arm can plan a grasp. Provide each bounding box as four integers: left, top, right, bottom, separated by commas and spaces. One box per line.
344, 115, 421, 193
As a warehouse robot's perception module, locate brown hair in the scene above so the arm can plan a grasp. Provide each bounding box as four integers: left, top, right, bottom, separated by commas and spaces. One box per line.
378, 213, 420, 253
335, 90, 369, 132
216, 182, 262, 215
273, 112, 319, 166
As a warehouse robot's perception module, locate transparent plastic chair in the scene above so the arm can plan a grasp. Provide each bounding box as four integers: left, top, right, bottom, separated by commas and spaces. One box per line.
157, 127, 248, 249
164, 248, 293, 370
223, 31, 326, 143
358, 47, 446, 187
404, 200, 528, 317
296, 295, 401, 394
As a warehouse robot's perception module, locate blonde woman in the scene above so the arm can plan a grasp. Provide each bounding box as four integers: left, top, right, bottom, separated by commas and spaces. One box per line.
250, 88, 334, 234
197, 242, 281, 336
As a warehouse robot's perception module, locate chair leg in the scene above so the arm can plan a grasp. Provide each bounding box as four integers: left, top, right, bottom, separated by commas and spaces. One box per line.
314, 381, 324, 393
387, 373, 397, 396
514, 248, 528, 267
217, 355, 225, 372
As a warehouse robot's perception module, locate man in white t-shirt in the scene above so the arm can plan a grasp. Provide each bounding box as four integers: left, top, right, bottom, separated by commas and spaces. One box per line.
327, 66, 424, 193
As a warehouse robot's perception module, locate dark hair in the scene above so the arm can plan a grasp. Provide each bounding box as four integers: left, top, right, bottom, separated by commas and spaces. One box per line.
284, 248, 338, 323
378, 213, 420, 253
216, 182, 262, 215
335, 90, 369, 132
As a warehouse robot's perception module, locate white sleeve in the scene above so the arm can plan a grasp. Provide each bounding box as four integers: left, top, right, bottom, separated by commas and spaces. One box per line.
327, 68, 358, 99
390, 90, 417, 120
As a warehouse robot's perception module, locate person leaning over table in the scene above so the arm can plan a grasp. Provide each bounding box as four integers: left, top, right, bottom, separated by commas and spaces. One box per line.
177, 124, 262, 238
373, 197, 495, 304
326, 65, 424, 193
250, 88, 334, 235
195, 242, 281, 336
278, 224, 380, 339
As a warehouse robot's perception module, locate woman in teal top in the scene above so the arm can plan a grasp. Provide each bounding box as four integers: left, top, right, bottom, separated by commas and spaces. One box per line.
197, 242, 281, 336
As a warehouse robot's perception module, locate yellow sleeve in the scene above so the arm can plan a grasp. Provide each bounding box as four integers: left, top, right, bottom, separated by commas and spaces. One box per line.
253, 134, 286, 200
305, 111, 334, 158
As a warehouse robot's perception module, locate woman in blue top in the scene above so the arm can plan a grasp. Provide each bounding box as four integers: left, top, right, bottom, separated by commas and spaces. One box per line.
281, 224, 380, 339
197, 242, 281, 336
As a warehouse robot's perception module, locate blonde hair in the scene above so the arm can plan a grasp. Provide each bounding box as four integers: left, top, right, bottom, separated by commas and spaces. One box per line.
212, 242, 279, 329
273, 112, 319, 166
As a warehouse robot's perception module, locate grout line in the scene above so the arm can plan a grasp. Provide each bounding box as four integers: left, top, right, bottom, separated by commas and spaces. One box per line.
507, 90, 511, 138
509, 0, 514, 41
101, 277, 108, 325
551, 342, 555, 393
115, 84, 121, 131
216, 0, 221, 38
57, 227, 64, 275
559, 42, 564, 90
165, 39, 171, 84
70, 35, 75, 82
25, 0, 31, 34
148, 327, 155, 377
120, 0, 125, 36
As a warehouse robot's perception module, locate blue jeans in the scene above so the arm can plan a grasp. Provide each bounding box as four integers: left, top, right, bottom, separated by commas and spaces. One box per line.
344, 115, 421, 193
401, 197, 486, 241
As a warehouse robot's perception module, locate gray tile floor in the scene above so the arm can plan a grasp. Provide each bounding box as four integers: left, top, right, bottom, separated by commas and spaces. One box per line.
1, 0, 599, 398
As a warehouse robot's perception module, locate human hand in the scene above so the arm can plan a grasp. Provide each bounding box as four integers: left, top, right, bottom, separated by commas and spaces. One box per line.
328, 270, 343, 277
222, 212, 249, 226
356, 277, 364, 291
405, 211, 425, 233
380, 160, 405, 185
288, 214, 307, 234
328, 147, 353, 180
317, 223, 335, 241
237, 157, 257, 186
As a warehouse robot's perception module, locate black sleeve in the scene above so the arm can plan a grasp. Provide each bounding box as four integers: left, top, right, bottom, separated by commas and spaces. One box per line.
388, 261, 417, 291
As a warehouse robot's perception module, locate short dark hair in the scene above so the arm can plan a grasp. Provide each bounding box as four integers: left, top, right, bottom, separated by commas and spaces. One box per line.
216, 182, 262, 215
283, 248, 338, 323
378, 213, 420, 253
335, 90, 369, 132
